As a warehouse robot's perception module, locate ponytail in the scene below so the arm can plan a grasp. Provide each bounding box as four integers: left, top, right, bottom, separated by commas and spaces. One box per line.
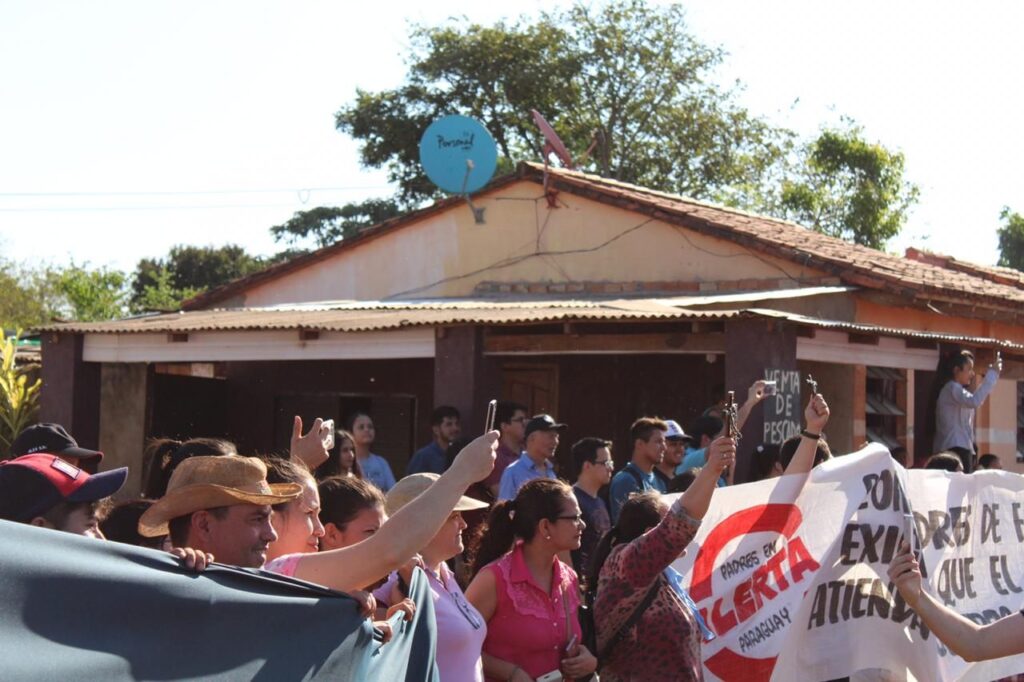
470, 500, 517, 579
141, 439, 183, 499
143, 437, 238, 499
469, 478, 573, 579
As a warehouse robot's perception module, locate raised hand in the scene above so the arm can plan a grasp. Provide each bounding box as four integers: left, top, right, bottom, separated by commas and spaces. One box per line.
747, 379, 768, 404
805, 394, 830, 433
290, 415, 330, 469
447, 431, 498, 484
706, 436, 736, 475
887, 540, 924, 608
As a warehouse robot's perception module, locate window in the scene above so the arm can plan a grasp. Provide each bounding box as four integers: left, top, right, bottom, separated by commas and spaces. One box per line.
865, 366, 906, 452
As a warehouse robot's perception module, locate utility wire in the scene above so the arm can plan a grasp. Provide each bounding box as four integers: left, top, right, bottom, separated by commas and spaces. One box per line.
0, 185, 390, 197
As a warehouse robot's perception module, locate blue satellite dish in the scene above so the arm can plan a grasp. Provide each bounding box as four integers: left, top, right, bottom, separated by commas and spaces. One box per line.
419, 115, 498, 194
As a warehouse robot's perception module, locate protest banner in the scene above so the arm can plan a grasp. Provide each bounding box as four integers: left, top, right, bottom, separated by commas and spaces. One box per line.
673, 444, 1024, 681
762, 368, 802, 445
0, 519, 439, 680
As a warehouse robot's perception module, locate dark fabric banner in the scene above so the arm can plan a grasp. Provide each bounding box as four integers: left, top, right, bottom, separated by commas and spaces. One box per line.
0, 519, 438, 681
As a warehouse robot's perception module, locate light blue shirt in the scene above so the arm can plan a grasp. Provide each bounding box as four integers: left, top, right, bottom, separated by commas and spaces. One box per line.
676, 447, 726, 488
497, 453, 556, 501
934, 368, 999, 453
664, 566, 716, 642
359, 453, 396, 492
609, 462, 664, 523
678, 446, 706, 472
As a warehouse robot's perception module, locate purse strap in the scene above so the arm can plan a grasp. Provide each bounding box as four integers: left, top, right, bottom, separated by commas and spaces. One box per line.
561, 577, 573, 645
598, 574, 662, 662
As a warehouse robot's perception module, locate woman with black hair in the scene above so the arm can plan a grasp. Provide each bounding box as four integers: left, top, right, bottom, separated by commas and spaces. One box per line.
587, 437, 733, 681
313, 428, 363, 481
465, 478, 598, 682
587, 394, 829, 681
141, 437, 237, 499
929, 349, 1001, 472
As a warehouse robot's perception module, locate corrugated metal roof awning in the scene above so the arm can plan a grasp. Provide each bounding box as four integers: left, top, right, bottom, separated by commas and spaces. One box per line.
35, 298, 744, 335
33, 296, 1024, 355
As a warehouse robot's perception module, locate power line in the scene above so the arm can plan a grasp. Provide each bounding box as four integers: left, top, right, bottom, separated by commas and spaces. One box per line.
0, 185, 391, 197
0, 203, 333, 213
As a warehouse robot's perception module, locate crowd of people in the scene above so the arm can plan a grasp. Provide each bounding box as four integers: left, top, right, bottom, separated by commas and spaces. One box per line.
0, 346, 1017, 680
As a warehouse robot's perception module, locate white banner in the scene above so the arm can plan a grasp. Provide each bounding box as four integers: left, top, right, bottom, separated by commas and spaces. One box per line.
671, 444, 1024, 682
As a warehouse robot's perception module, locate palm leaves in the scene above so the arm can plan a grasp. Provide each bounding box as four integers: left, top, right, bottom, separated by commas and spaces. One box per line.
0, 331, 41, 459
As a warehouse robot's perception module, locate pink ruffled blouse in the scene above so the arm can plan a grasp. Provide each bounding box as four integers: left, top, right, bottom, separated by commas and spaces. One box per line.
481, 543, 582, 682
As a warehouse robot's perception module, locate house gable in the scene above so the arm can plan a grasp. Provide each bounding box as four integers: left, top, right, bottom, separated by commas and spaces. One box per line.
185, 162, 1024, 318
206, 179, 832, 308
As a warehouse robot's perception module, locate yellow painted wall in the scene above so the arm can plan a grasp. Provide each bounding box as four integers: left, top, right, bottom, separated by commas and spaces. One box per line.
241, 181, 825, 305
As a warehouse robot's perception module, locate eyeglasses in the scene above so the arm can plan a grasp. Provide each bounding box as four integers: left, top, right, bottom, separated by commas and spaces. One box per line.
556, 514, 584, 524
593, 459, 614, 468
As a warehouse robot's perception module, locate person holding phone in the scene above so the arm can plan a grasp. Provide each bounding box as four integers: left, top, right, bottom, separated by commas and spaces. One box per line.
889, 539, 1024, 661
930, 349, 1001, 472
465, 478, 598, 682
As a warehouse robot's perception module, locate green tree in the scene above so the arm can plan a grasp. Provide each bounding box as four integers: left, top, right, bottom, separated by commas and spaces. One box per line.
334, 0, 791, 206
271, 199, 403, 248
997, 207, 1024, 271
0, 261, 49, 332
130, 245, 266, 312
48, 263, 130, 322
778, 122, 919, 249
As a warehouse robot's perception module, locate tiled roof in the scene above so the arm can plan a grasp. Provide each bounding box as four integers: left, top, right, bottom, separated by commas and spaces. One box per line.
528, 163, 1024, 311
904, 247, 1024, 290
181, 162, 1024, 312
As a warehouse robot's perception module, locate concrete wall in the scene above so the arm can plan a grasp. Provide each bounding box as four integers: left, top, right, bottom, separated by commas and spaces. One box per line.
40, 333, 100, 450
978, 379, 1022, 472
797, 361, 857, 456
238, 181, 825, 305
98, 363, 148, 497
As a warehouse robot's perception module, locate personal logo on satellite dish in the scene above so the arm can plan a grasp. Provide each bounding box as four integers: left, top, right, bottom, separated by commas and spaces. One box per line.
419, 115, 498, 223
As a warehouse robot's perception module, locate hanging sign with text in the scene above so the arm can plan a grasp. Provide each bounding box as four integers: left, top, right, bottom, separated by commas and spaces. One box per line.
762, 369, 802, 444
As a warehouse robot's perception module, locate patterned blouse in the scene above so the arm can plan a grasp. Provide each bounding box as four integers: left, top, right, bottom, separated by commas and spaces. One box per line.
481, 543, 582, 681
594, 498, 703, 681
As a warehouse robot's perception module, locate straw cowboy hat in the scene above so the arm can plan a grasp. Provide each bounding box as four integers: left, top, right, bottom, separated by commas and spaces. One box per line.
139, 455, 302, 537
384, 472, 489, 516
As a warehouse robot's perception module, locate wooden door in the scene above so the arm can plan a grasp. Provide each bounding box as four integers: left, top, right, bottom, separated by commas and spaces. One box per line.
502, 363, 559, 416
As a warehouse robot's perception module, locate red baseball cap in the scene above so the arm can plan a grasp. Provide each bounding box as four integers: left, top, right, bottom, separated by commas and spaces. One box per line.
0, 454, 127, 523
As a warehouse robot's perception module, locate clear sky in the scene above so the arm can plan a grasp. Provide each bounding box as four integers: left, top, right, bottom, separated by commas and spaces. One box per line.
2, 1, 1021, 274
